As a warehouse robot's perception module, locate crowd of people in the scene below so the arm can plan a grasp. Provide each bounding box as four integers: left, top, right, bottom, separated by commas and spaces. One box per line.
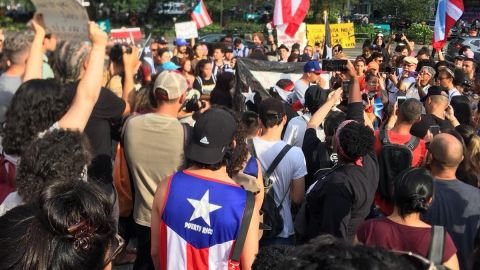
0, 12, 479, 270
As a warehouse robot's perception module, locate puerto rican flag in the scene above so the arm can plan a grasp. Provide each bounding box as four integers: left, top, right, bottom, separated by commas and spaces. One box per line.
191, 0, 213, 29
158, 171, 248, 270
432, 0, 464, 50
273, 0, 310, 37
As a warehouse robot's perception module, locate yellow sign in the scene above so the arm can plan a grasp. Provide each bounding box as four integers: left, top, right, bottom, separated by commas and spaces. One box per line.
307, 23, 356, 49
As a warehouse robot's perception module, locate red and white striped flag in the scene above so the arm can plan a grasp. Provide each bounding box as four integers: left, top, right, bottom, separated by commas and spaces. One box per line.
432, 0, 464, 50
191, 0, 212, 29
273, 0, 310, 37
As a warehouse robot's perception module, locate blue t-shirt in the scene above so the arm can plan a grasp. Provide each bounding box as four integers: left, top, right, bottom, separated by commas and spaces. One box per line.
421, 179, 480, 270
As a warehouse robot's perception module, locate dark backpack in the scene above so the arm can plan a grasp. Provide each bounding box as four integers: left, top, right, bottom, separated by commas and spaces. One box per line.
377, 129, 419, 203
249, 140, 292, 238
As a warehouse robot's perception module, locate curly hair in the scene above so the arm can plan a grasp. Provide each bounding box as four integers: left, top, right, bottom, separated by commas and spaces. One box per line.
0, 180, 116, 270
1, 79, 69, 156
16, 129, 92, 203
338, 122, 375, 160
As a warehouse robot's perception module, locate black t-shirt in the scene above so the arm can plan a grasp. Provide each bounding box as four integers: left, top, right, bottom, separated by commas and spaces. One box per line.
302, 128, 336, 189
65, 83, 126, 186
306, 102, 379, 242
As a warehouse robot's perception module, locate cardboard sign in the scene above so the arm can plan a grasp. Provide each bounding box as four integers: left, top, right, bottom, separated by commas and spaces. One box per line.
32, 0, 89, 41
307, 23, 356, 49
175, 21, 199, 39
110, 28, 142, 44
277, 23, 308, 51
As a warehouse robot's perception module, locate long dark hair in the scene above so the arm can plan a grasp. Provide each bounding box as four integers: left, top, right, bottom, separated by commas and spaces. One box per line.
0, 180, 116, 270
1, 79, 69, 156
393, 168, 434, 218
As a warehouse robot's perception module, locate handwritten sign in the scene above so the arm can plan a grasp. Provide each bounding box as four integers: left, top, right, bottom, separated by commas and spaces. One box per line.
307, 23, 356, 49
110, 28, 142, 44
32, 0, 89, 41
175, 21, 198, 39
277, 23, 308, 51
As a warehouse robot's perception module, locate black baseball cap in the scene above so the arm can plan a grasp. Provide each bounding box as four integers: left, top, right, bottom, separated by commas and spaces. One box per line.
185, 108, 237, 165
420, 86, 449, 102
259, 98, 285, 119
278, 44, 289, 52
155, 36, 167, 44
304, 85, 330, 113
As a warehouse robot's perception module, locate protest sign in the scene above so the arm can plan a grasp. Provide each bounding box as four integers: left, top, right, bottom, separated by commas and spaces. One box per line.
110, 28, 142, 44
307, 23, 356, 49
175, 21, 198, 39
277, 23, 308, 51
31, 0, 89, 41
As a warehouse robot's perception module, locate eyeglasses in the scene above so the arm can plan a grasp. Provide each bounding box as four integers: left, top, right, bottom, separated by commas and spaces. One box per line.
104, 234, 125, 266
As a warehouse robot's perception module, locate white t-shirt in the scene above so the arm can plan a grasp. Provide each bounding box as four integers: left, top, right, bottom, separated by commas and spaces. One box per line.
252, 137, 307, 238
448, 88, 461, 102
282, 113, 325, 148
0, 191, 23, 216
290, 79, 310, 105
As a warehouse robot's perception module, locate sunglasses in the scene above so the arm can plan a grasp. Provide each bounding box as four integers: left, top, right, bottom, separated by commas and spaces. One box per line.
104, 234, 125, 267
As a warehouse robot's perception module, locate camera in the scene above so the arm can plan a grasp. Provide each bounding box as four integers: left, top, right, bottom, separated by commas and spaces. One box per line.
394, 32, 403, 43
322, 59, 349, 72
407, 71, 418, 78
182, 90, 205, 113
109, 44, 133, 64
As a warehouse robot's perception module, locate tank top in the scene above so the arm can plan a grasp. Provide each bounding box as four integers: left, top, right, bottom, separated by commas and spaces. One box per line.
158, 170, 247, 270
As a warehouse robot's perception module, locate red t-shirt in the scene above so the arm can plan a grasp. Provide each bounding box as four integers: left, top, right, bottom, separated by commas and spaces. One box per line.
357, 218, 457, 263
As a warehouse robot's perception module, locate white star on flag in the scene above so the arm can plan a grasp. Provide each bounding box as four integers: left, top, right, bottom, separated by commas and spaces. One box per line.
187, 190, 222, 227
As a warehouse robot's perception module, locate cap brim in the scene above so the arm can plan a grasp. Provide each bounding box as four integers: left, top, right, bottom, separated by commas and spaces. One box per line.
185, 143, 226, 165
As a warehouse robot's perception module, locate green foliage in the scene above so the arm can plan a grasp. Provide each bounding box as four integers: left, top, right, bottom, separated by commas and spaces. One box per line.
404, 23, 433, 45
0, 16, 26, 31
372, 0, 435, 23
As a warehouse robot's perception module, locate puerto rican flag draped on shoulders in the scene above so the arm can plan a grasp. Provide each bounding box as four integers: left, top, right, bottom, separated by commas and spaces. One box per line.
191, 0, 213, 29
273, 0, 310, 37
432, 0, 464, 50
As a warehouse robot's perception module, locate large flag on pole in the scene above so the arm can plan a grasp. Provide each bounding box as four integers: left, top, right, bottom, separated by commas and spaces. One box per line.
273, 0, 310, 37
322, 11, 332, 59
432, 0, 464, 50
191, 0, 213, 29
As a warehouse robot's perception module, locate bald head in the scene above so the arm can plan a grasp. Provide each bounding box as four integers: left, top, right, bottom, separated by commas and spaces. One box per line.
430, 133, 464, 168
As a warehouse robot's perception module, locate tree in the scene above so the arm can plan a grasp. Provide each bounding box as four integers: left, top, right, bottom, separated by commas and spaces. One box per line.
372, 0, 436, 23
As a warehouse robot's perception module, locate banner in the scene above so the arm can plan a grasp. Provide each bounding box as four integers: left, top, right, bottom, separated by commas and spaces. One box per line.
110, 28, 142, 44
277, 23, 308, 51
175, 21, 199, 39
307, 23, 356, 49
31, 0, 89, 41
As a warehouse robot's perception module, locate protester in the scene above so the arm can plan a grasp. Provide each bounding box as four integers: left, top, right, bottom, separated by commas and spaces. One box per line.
290, 61, 326, 105
233, 38, 249, 58
305, 62, 378, 242
357, 167, 459, 270
193, 59, 216, 95
277, 44, 289, 63
123, 71, 188, 270
179, 58, 195, 87
151, 108, 260, 269
422, 133, 480, 270
171, 38, 189, 65
0, 180, 119, 270
437, 68, 462, 102
455, 124, 480, 187
253, 98, 307, 245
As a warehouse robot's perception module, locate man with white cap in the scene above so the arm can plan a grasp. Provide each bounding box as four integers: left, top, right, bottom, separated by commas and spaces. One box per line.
409, 65, 436, 100
123, 70, 188, 270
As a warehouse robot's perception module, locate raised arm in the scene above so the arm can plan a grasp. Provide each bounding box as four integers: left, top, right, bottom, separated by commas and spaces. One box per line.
121, 45, 141, 115
23, 13, 45, 82
58, 22, 108, 131
307, 88, 342, 129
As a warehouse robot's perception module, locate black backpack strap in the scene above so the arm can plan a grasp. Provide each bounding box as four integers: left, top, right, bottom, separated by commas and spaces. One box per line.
182, 123, 192, 150
379, 129, 390, 145
428, 225, 445, 265
405, 136, 420, 151
229, 191, 255, 264
264, 144, 293, 187
247, 139, 258, 159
